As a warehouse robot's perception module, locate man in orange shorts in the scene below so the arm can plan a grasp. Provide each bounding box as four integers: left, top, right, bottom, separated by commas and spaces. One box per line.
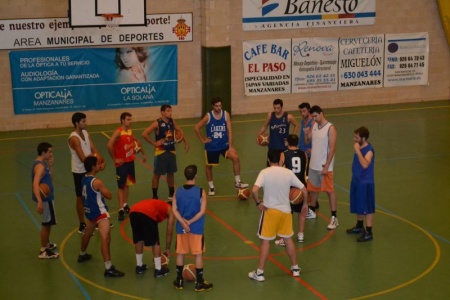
172, 165, 213, 292
304, 105, 339, 230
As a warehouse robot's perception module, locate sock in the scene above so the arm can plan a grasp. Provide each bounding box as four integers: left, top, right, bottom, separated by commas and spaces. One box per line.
154, 256, 162, 270
257, 268, 264, 275
169, 187, 174, 197
235, 175, 241, 183
136, 253, 143, 266
105, 261, 112, 270
40, 247, 47, 252
366, 226, 372, 234
152, 188, 158, 199
123, 203, 128, 208
331, 211, 337, 218
80, 251, 87, 256
357, 220, 364, 228
196, 268, 204, 283
291, 264, 299, 270
208, 181, 214, 189
176, 265, 184, 279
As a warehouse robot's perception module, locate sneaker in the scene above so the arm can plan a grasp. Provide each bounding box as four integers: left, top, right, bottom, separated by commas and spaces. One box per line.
38, 248, 59, 259
248, 270, 265, 282
297, 232, 304, 243
357, 232, 373, 242
208, 188, 215, 196
346, 226, 364, 234
46, 243, 57, 250
306, 209, 316, 219
78, 223, 86, 234
118, 210, 125, 221
173, 278, 184, 290
154, 268, 170, 278
327, 216, 339, 230
77, 253, 92, 263
235, 181, 249, 189
135, 264, 147, 274
123, 204, 130, 214
274, 238, 286, 247
104, 265, 125, 277
291, 267, 301, 277
195, 281, 213, 292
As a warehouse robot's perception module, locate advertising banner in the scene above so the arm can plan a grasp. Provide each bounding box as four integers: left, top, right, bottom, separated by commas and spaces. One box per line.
10, 45, 178, 115
243, 0, 376, 31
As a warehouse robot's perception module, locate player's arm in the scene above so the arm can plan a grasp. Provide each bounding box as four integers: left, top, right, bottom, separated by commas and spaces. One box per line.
288, 113, 299, 134
225, 111, 234, 148
354, 144, 373, 169
323, 125, 337, 173
174, 120, 189, 153
187, 189, 207, 225
69, 136, 88, 162
256, 112, 271, 136
133, 135, 147, 163
194, 114, 211, 144
252, 184, 266, 211
107, 129, 120, 161
171, 192, 190, 232
93, 178, 112, 200
89, 138, 106, 170
142, 121, 160, 146
32, 164, 45, 214
279, 152, 285, 167
165, 208, 175, 254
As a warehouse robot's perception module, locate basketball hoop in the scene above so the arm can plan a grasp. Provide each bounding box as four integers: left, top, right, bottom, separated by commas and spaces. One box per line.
102, 14, 123, 31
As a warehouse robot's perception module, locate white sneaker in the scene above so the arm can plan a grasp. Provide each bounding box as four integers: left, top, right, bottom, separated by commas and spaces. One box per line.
208, 188, 215, 196
306, 209, 316, 219
297, 232, 304, 243
327, 216, 339, 230
235, 181, 249, 189
291, 267, 301, 277
248, 270, 265, 282
274, 238, 286, 247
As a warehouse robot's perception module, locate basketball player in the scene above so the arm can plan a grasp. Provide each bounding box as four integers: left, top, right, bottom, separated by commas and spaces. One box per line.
194, 97, 248, 196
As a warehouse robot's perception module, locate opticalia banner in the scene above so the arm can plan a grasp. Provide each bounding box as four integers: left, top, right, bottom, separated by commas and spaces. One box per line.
9, 45, 178, 115
0, 14, 192, 50
242, 0, 376, 31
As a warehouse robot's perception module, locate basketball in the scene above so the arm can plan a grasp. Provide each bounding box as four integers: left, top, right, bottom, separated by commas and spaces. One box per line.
39, 183, 50, 199
257, 133, 270, 146
289, 187, 304, 205
237, 188, 251, 200
174, 129, 184, 143
161, 253, 169, 269
182, 264, 196, 282
134, 140, 142, 154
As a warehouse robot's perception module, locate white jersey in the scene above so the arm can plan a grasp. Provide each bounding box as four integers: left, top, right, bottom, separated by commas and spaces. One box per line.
69, 130, 91, 173
254, 166, 304, 213
310, 122, 335, 171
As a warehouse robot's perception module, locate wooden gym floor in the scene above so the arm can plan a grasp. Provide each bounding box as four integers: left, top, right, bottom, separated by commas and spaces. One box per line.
1, 100, 449, 299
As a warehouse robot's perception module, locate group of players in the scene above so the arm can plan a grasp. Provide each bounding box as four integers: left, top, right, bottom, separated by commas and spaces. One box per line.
31, 96, 375, 288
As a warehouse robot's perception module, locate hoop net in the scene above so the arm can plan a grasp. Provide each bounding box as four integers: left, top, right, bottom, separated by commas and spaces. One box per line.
102, 14, 123, 31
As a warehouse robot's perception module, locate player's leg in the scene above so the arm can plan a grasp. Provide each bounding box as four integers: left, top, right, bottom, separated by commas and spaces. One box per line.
152, 173, 161, 198
226, 148, 248, 188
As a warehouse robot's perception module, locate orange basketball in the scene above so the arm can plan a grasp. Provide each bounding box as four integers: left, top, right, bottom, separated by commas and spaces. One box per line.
289, 187, 303, 205
174, 129, 184, 143
39, 183, 50, 199
182, 264, 196, 282
257, 133, 270, 146
237, 188, 251, 200
161, 253, 169, 269
134, 140, 142, 154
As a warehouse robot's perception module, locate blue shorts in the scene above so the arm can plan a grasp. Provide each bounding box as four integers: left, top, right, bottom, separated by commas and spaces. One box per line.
154, 151, 177, 175
205, 147, 228, 165
116, 161, 136, 189
349, 180, 375, 214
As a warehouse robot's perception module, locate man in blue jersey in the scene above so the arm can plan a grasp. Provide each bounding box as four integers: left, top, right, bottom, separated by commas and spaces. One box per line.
346, 127, 375, 242
194, 97, 248, 196
32, 142, 58, 259
257, 99, 299, 165
142, 105, 190, 200
78, 156, 125, 277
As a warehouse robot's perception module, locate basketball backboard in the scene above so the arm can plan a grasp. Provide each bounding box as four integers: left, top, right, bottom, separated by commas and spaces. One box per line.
69, 0, 146, 28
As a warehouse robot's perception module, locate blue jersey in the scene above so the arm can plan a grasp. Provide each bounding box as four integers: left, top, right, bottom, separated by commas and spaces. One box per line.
299, 118, 313, 156
352, 144, 375, 183
205, 110, 229, 151
155, 117, 175, 155
175, 185, 205, 235
31, 161, 54, 202
269, 112, 289, 150
82, 175, 108, 221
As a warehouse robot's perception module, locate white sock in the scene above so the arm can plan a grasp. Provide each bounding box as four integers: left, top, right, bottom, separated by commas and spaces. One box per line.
208, 181, 214, 189
80, 251, 86, 256
257, 268, 264, 275
105, 261, 112, 270
235, 175, 241, 183
154, 256, 162, 270
291, 264, 299, 270
123, 203, 128, 208
136, 253, 143, 266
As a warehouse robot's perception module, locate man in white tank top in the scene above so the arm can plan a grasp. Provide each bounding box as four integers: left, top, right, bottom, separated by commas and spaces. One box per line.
304, 106, 339, 230
69, 112, 106, 234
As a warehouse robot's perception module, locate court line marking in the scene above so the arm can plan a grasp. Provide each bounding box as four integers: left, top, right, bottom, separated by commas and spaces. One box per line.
15, 193, 92, 300
1, 104, 448, 142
